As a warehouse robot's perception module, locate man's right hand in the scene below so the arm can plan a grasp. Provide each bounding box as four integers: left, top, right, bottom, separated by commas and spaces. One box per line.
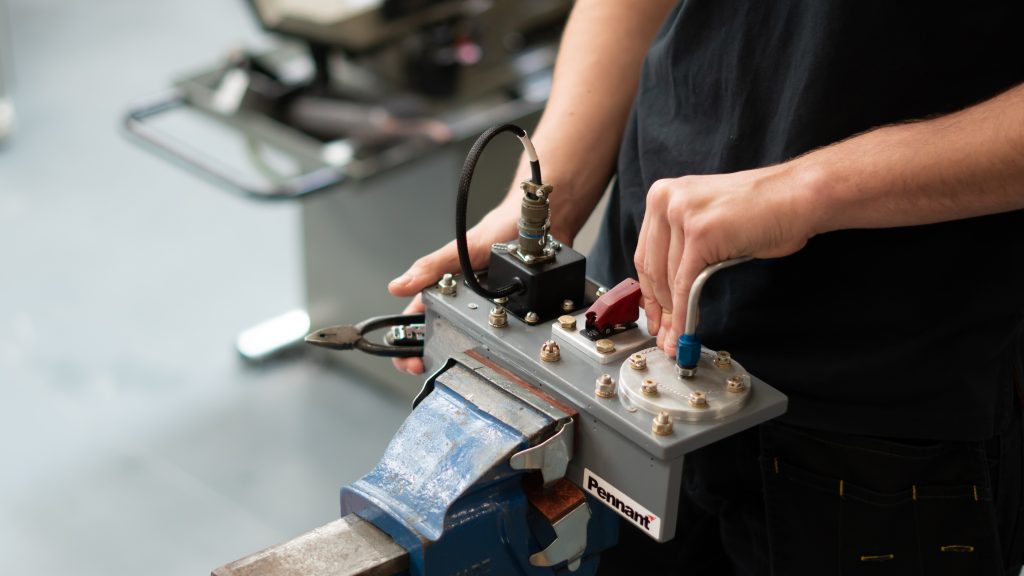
387, 204, 520, 374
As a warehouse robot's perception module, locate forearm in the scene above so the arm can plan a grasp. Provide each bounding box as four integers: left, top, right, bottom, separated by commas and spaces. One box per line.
802, 83, 1024, 234
501, 0, 675, 240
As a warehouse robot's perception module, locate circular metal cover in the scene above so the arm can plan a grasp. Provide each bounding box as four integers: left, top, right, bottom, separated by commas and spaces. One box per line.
618, 346, 752, 422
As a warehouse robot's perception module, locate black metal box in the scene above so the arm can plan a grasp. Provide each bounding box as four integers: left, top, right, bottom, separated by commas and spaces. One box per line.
486, 247, 586, 322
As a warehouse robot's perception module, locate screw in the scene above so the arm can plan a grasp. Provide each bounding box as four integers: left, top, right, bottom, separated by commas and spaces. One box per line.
688, 391, 708, 408
562, 299, 575, 312
540, 340, 561, 362
488, 307, 508, 328
493, 296, 509, 305
641, 378, 658, 396
595, 374, 616, 398
727, 375, 747, 393
713, 350, 732, 369
595, 286, 609, 298
595, 339, 615, 354
525, 311, 540, 325
629, 353, 647, 371
557, 315, 577, 331
437, 273, 457, 296
652, 412, 673, 436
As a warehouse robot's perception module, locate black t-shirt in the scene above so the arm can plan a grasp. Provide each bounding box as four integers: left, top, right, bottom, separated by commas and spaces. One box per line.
589, 0, 1024, 440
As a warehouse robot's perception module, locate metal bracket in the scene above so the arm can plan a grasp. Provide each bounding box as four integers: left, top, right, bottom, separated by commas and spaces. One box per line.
529, 501, 591, 572
509, 419, 574, 485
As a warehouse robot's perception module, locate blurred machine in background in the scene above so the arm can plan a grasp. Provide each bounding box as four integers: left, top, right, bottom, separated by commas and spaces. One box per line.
0, 0, 14, 142
126, 0, 571, 395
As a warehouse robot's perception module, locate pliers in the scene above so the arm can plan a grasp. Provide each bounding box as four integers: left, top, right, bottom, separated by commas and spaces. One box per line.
304, 314, 425, 358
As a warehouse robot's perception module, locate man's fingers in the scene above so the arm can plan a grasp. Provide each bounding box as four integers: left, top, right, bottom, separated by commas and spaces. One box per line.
391, 295, 426, 374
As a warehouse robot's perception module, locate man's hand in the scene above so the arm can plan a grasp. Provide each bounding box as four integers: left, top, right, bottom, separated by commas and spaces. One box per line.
635, 164, 821, 357
387, 204, 519, 374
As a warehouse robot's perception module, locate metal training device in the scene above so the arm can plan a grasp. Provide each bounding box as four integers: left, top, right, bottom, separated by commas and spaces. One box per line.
212, 124, 788, 575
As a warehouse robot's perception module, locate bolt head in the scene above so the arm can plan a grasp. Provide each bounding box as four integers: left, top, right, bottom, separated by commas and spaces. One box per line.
488, 307, 508, 328
525, 311, 540, 325
629, 353, 647, 371
493, 296, 509, 305
652, 412, 674, 436
595, 374, 616, 398
595, 286, 608, 298
557, 315, 577, 331
595, 339, 615, 354
437, 273, 457, 295
540, 339, 561, 362
688, 391, 708, 408
726, 375, 747, 393
561, 299, 575, 312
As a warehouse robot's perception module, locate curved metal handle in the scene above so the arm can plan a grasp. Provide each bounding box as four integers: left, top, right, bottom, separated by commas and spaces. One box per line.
683, 257, 753, 337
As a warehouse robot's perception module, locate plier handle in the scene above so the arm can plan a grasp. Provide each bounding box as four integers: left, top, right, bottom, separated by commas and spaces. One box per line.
304, 314, 425, 358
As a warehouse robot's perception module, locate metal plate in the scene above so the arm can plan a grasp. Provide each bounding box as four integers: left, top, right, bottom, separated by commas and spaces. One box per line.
551, 313, 654, 364
618, 347, 752, 422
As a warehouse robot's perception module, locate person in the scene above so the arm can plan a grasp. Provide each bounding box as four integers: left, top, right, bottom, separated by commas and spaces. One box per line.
390, 1, 1024, 573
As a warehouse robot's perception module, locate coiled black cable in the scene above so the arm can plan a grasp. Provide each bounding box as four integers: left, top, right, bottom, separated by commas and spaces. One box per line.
456, 123, 542, 300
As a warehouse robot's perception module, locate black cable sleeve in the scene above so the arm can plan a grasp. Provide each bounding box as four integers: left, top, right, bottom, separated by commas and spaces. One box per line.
529, 160, 542, 186
456, 124, 530, 300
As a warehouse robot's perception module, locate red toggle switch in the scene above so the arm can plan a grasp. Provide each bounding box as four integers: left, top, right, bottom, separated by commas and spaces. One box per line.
585, 278, 642, 336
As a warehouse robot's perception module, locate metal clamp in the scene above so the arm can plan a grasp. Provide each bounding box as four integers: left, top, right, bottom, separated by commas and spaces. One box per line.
509, 420, 574, 486
529, 501, 591, 571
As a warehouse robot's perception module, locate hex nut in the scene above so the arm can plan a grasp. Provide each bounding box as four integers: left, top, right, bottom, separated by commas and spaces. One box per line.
727, 375, 747, 393
640, 378, 658, 396
595, 339, 615, 354
540, 339, 561, 362
488, 307, 508, 328
688, 391, 708, 408
562, 299, 575, 312
437, 273, 457, 296
557, 315, 577, 331
629, 353, 647, 371
652, 412, 674, 436
713, 350, 732, 369
525, 311, 540, 325
595, 374, 616, 398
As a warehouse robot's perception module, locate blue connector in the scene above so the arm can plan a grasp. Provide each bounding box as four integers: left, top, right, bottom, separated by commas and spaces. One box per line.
676, 333, 701, 370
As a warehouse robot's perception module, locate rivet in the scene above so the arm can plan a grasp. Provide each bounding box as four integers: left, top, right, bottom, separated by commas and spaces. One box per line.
540, 340, 561, 362
467, 303, 478, 310
595, 339, 615, 354
652, 412, 673, 436
640, 379, 658, 396
525, 311, 540, 325
595, 286, 609, 298
595, 374, 616, 398
488, 307, 508, 328
629, 353, 647, 371
557, 315, 577, 331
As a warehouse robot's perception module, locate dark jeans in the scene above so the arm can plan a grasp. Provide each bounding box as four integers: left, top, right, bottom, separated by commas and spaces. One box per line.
598, 409, 1024, 575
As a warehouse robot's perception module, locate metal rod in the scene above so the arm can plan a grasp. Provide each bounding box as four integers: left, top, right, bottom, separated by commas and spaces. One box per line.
683, 257, 753, 336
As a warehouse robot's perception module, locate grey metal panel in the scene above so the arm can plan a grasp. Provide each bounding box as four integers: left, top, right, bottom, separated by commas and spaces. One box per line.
422, 282, 788, 542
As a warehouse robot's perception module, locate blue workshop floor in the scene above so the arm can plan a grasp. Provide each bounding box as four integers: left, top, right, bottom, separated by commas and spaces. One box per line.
0, 1, 408, 574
